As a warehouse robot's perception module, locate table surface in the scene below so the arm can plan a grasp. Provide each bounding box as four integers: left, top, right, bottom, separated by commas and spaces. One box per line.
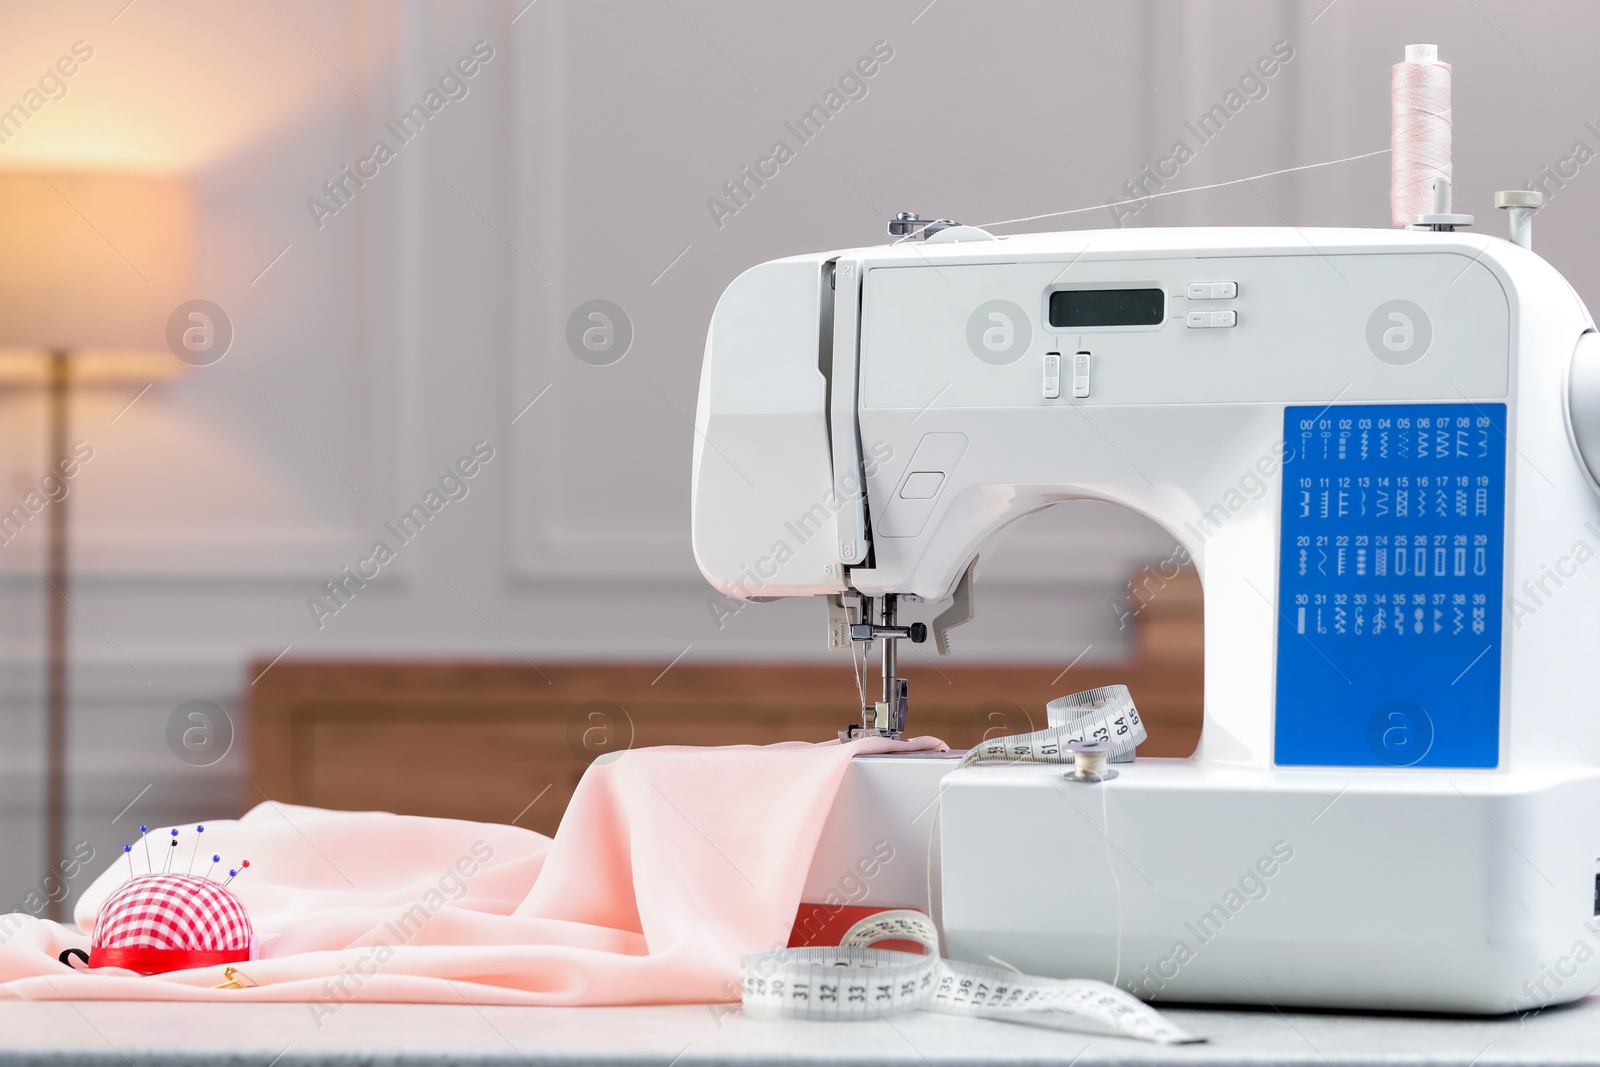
0, 996, 1594, 1067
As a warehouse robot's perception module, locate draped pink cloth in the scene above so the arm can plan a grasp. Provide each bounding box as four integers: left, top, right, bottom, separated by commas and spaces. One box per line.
0, 737, 944, 1007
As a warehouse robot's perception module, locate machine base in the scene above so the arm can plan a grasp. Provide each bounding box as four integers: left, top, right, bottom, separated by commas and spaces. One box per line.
804, 755, 1600, 1014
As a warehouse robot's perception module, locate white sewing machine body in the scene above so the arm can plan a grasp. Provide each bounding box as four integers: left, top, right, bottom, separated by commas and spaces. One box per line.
693, 225, 1600, 1013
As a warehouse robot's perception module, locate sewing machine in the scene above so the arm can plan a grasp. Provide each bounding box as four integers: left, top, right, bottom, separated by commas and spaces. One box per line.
690, 200, 1600, 1013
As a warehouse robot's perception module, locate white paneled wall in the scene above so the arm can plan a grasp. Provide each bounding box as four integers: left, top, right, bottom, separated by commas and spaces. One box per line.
4, 0, 1600, 912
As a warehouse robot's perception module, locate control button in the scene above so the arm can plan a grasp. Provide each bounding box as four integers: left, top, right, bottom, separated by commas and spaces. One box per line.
1071, 352, 1091, 398
1187, 281, 1238, 300
1186, 310, 1237, 329
1043, 353, 1061, 399
900, 471, 945, 499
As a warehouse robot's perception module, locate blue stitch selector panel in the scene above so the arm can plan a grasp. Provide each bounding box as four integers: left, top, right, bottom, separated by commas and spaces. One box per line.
1273, 403, 1507, 768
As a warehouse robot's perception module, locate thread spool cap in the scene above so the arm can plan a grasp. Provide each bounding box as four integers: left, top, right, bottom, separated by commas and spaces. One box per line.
1495, 190, 1545, 210
1404, 44, 1439, 63
1409, 214, 1473, 229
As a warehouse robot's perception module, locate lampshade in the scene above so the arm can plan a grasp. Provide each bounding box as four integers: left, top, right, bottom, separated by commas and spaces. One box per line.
0, 171, 195, 373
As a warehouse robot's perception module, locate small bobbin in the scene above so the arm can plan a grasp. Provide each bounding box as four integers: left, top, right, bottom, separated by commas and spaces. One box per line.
1062, 740, 1118, 784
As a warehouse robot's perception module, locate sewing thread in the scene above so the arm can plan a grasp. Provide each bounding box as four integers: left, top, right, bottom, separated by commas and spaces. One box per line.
1391, 44, 1451, 226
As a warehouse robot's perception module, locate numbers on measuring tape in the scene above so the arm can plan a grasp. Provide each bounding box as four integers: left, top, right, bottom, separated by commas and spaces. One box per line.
960, 685, 1145, 768
739, 909, 1199, 1044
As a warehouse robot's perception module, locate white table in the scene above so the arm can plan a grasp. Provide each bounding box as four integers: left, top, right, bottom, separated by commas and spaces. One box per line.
0, 997, 1593, 1065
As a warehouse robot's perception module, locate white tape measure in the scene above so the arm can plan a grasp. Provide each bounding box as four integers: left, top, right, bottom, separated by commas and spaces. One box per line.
959, 684, 1145, 768
742, 910, 1198, 1044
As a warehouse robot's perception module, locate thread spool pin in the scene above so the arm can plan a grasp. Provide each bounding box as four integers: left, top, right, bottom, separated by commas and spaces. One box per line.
1412, 175, 1473, 232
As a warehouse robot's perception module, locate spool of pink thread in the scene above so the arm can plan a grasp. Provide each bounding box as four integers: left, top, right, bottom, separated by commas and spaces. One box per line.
1391, 43, 1452, 227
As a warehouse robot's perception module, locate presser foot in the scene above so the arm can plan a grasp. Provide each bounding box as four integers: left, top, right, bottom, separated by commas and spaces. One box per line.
840, 687, 908, 741
839, 724, 900, 741
842, 594, 920, 741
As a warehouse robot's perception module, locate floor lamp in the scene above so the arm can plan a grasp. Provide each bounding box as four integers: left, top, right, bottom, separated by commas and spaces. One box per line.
0, 173, 193, 923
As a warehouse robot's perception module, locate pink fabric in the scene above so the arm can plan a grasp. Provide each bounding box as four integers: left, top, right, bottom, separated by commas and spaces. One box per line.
0, 736, 944, 1004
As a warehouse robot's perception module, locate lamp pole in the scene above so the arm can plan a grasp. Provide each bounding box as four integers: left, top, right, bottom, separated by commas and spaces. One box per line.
45, 349, 69, 923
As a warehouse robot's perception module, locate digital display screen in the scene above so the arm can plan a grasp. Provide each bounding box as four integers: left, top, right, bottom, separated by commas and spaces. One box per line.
1047, 288, 1164, 328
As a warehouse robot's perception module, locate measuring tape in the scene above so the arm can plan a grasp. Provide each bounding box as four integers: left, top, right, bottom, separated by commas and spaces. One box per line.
742, 687, 1186, 1041
959, 684, 1145, 767
742, 910, 1196, 1043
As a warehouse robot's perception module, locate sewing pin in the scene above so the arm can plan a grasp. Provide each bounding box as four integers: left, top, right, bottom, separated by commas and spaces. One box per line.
211, 966, 257, 989
123, 844, 133, 879
222, 860, 249, 888
205, 854, 221, 881
139, 825, 151, 870
187, 825, 204, 876
166, 828, 179, 873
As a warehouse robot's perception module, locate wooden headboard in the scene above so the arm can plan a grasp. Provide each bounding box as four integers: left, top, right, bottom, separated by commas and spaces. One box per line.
249, 571, 1201, 838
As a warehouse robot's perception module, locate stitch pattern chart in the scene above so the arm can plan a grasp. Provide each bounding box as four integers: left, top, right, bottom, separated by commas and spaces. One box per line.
1274, 403, 1507, 768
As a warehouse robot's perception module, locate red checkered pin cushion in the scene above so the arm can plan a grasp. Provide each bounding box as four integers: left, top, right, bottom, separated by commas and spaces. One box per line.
89, 874, 253, 974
